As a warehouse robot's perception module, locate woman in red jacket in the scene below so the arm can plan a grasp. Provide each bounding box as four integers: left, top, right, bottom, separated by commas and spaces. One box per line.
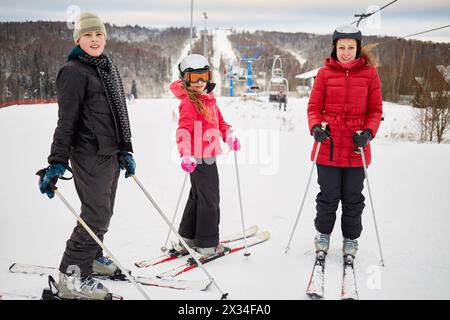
170, 54, 240, 256
307, 25, 383, 258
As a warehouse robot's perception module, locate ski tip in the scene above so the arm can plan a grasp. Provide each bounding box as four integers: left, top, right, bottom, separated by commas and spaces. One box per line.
202, 279, 214, 291
8, 263, 16, 271
341, 296, 359, 301
257, 230, 271, 239
306, 292, 323, 300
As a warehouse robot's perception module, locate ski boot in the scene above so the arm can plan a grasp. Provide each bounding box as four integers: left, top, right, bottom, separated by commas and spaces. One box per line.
343, 238, 359, 257
168, 237, 195, 256
93, 256, 129, 280
194, 243, 226, 257
314, 232, 331, 253
93, 256, 119, 276
56, 272, 110, 300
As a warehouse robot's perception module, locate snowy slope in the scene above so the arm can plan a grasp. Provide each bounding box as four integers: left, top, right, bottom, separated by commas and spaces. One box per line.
211, 29, 237, 96
0, 97, 449, 300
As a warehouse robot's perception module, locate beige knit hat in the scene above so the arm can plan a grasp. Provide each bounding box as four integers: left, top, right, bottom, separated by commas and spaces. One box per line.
73, 12, 107, 43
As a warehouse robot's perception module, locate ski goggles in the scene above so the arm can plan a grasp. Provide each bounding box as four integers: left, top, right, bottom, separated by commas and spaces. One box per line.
183, 69, 212, 84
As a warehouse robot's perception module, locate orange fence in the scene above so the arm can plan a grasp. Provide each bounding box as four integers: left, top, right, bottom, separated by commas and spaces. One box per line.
0, 99, 58, 109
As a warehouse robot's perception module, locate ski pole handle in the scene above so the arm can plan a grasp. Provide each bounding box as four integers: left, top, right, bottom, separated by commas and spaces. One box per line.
36, 169, 58, 192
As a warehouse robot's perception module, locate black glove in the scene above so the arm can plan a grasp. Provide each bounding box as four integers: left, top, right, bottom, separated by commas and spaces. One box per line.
353, 129, 373, 148
312, 124, 330, 143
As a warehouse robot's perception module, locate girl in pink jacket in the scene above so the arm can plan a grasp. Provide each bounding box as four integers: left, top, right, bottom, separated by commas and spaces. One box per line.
170, 54, 240, 256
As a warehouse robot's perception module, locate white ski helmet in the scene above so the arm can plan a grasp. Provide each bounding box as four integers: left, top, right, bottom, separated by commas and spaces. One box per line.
179, 54, 210, 76
331, 24, 363, 59
332, 24, 362, 44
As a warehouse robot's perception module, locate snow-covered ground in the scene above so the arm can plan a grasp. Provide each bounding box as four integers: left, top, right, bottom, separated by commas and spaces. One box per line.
0, 97, 449, 300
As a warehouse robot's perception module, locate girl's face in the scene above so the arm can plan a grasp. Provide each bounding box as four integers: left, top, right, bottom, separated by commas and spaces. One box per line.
190, 81, 207, 94
336, 38, 357, 64
77, 31, 106, 57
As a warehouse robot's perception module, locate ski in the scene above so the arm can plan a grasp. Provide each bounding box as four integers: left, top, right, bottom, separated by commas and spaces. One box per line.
306, 250, 327, 299
41, 289, 124, 300
0, 276, 124, 300
341, 254, 359, 300
135, 225, 259, 268
9, 262, 212, 291
41, 275, 124, 300
157, 231, 270, 279
0, 292, 41, 300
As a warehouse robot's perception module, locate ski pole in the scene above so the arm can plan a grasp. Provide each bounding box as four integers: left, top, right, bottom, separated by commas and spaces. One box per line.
161, 173, 189, 252
36, 169, 151, 300
285, 121, 328, 253
285, 141, 322, 253
359, 146, 385, 267
233, 150, 250, 257
130, 175, 229, 300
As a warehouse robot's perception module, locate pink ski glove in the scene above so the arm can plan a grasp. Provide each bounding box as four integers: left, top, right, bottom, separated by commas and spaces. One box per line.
180, 156, 197, 173
226, 136, 241, 151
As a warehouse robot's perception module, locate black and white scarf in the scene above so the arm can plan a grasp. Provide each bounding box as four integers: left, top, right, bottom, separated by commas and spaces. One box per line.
78, 53, 133, 152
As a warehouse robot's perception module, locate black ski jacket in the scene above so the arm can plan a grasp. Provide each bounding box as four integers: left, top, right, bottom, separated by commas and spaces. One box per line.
48, 59, 120, 165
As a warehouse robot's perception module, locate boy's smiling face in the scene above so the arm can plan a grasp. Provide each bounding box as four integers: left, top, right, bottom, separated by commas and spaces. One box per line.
76, 31, 106, 57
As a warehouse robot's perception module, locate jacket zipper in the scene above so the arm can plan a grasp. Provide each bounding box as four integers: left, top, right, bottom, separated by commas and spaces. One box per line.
204, 101, 219, 143
345, 70, 349, 108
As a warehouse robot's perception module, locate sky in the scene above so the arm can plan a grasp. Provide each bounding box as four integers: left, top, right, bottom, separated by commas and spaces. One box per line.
0, 0, 449, 43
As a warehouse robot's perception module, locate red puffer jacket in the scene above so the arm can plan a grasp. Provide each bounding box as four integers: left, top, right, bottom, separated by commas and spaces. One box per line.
170, 80, 231, 158
307, 57, 383, 167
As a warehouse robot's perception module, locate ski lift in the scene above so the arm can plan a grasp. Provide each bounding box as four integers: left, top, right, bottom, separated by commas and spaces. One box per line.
266, 55, 289, 102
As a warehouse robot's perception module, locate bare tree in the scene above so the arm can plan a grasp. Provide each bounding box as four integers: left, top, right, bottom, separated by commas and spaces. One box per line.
414, 66, 450, 143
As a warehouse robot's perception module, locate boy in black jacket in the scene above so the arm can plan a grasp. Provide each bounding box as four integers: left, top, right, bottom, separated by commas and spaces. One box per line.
38, 12, 135, 300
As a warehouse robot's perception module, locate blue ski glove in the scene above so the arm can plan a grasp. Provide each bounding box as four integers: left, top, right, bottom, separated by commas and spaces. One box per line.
118, 151, 136, 178
38, 163, 66, 199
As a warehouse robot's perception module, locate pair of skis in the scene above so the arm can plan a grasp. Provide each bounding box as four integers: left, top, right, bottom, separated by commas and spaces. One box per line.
135, 225, 270, 279
135, 225, 260, 268
157, 230, 270, 279
7, 263, 213, 293
306, 251, 359, 300
3, 226, 269, 299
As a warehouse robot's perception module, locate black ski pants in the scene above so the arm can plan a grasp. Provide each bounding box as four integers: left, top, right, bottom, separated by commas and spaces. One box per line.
314, 164, 366, 240
59, 151, 120, 277
178, 157, 220, 248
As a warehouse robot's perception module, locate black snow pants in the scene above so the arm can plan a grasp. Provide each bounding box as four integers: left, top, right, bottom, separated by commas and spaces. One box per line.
178, 157, 220, 248
59, 151, 120, 277
314, 164, 366, 240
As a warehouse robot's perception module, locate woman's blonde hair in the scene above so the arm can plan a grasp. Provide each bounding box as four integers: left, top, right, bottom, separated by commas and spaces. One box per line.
184, 85, 212, 121
361, 43, 379, 68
